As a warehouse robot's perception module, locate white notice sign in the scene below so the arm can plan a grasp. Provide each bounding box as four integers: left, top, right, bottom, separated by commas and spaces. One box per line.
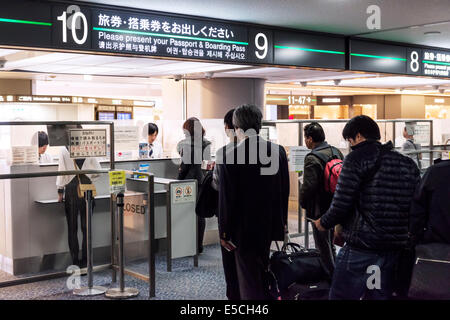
69, 129, 107, 158
114, 126, 139, 151
289, 146, 310, 172
171, 182, 196, 204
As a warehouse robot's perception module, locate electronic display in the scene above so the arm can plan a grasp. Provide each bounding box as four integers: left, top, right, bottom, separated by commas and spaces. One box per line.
350, 40, 407, 74
274, 31, 345, 69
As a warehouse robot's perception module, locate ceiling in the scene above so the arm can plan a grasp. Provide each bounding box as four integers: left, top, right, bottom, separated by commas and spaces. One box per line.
1, 48, 450, 97
70, 0, 450, 49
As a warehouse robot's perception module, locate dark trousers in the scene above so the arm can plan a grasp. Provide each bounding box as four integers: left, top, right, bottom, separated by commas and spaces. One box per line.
329, 245, 399, 300
222, 244, 272, 300
64, 179, 87, 266
312, 225, 336, 277
220, 246, 241, 300
198, 217, 205, 252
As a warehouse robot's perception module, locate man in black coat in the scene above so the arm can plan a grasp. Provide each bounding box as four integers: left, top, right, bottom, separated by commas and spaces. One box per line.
410, 158, 450, 244
314, 116, 420, 300
217, 104, 290, 300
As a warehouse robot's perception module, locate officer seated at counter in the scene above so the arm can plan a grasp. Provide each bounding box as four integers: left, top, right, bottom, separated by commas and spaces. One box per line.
37, 131, 53, 164
147, 122, 163, 158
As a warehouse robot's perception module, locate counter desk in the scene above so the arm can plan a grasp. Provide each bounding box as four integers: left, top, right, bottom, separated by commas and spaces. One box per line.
0, 157, 217, 275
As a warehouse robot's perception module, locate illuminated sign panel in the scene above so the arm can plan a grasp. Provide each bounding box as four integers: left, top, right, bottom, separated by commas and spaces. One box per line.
0, 1, 52, 47
91, 9, 250, 63
274, 31, 345, 69
407, 48, 450, 78
0, 0, 450, 78
350, 40, 407, 74
266, 95, 317, 106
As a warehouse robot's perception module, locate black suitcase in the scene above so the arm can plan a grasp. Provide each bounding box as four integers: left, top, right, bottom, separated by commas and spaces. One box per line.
282, 281, 330, 300
408, 243, 450, 300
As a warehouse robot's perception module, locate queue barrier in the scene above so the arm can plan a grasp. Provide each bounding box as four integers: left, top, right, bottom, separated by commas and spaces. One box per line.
115, 170, 156, 298
106, 192, 139, 299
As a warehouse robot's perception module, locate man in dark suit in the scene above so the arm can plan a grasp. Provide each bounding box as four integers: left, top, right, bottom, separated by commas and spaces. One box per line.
217, 104, 290, 300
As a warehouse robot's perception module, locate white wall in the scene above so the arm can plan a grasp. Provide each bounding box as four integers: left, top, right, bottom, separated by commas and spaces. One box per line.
33, 80, 162, 101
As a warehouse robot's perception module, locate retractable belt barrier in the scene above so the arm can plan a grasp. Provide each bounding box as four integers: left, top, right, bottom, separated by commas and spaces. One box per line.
106, 193, 139, 299
73, 189, 108, 296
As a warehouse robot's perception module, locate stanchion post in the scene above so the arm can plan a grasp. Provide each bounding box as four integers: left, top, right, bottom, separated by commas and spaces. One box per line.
148, 175, 156, 298
73, 190, 107, 296
106, 192, 139, 299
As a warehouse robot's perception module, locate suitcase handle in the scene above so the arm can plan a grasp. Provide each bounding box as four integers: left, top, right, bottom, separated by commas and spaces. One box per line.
281, 242, 305, 253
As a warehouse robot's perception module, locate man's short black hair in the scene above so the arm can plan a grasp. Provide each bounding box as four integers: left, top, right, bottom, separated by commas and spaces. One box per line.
38, 131, 49, 147
342, 115, 381, 141
304, 122, 325, 143
233, 104, 262, 133
148, 123, 159, 135
224, 109, 235, 129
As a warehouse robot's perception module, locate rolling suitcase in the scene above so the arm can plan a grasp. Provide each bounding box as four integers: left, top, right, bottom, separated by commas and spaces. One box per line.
284, 281, 330, 300
408, 243, 450, 300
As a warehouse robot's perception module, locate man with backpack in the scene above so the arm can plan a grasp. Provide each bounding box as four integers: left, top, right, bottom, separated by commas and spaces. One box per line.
299, 122, 344, 278
314, 115, 420, 300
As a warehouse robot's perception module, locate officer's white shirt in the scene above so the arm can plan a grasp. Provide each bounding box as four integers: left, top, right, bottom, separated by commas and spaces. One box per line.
39, 152, 53, 164
56, 147, 102, 189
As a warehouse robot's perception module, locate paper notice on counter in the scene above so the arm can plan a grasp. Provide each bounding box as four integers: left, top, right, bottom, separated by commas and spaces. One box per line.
109, 170, 126, 194
289, 146, 310, 172
115, 126, 139, 151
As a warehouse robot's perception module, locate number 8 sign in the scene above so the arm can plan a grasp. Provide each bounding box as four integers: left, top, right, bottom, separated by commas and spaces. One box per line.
407, 48, 422, 75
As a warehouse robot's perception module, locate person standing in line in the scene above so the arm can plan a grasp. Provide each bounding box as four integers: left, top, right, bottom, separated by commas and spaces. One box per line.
147, 122, 163, 158
314, 115, 420, 300
299, 122, 344, 278
210, 108, 240, 300
217, 104, 290, 300
57, 129, 102, 267
177, 117, 211, 254
410, 158, 450, 245
401, 126, 422, 170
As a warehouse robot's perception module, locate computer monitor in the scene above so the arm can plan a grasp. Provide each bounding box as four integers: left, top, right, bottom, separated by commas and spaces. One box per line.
46, 124, 82, 147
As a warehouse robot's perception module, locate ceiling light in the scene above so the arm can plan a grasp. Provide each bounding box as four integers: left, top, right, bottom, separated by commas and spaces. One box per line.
84, 74, 93, 81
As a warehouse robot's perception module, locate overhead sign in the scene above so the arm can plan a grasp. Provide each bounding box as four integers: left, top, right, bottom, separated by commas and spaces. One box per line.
91, 8, 250, 63
0, 0, 343, 69
274, 31, 345, 69
407, 48, 450, 78
350, 40, 407, 74
69, 129, 107, 158
1, 1, 449, 77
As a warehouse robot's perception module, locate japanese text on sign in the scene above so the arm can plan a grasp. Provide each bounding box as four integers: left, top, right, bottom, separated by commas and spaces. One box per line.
69, 129, 107, 158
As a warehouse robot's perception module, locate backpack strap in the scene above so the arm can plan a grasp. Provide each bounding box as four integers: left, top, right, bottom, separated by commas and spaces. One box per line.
309, 149, 330, 166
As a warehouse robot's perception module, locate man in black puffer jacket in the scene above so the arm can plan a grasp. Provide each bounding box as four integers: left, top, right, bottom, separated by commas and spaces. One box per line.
314, 116, 420, 300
